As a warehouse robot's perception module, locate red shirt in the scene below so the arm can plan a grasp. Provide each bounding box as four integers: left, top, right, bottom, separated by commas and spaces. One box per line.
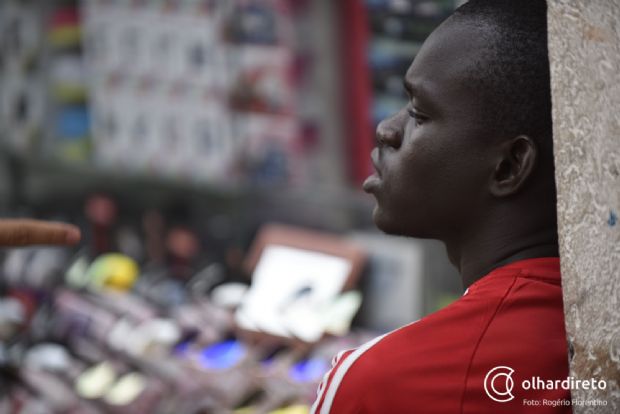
312, 258, 571, 413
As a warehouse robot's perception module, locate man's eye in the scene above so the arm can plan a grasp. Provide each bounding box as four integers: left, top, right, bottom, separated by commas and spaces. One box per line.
407, 109, 426, 125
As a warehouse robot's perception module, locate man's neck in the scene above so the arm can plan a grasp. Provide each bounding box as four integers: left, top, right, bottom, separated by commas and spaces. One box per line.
445, 227, 559, 289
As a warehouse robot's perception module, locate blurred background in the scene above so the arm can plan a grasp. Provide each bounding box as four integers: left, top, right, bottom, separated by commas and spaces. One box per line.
0, 0, 463, 413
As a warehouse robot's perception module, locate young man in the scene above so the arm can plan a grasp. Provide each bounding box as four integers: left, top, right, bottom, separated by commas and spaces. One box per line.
312, 0, 571, 412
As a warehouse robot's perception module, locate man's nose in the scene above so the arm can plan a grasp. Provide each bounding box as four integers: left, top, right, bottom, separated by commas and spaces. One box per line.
376, 111, 404, 149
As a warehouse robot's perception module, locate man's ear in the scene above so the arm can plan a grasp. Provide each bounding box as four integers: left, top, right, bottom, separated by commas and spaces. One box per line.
490, 135, 538, 197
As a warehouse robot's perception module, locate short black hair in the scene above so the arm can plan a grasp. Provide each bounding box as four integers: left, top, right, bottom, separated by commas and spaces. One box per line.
451, 0, 552, 158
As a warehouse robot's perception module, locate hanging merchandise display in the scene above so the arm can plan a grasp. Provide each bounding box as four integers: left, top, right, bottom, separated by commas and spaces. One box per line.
2, 0, 351, 193
82, 0, 305, 187
48, 4, 92, 162
0, 2, 46, 153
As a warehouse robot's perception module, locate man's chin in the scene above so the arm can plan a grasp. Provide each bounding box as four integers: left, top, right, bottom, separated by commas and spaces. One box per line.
372, 205, 432, 239
372, 205, 405, 236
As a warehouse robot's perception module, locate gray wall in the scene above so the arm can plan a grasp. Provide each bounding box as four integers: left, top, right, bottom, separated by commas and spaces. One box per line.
548, 0, 620, 411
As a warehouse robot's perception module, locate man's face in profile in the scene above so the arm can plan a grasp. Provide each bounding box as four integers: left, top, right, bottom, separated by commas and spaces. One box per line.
364, 19, 495, 241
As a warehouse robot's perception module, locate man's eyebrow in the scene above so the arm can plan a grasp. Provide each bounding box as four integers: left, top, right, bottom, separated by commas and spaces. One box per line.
403, 78, 438, 113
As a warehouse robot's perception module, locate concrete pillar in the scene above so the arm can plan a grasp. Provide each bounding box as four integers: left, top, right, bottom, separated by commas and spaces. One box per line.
547, 0, 620, 412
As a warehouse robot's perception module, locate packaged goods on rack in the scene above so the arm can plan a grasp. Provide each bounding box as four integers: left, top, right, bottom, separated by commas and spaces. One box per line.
0, 204, 374, 413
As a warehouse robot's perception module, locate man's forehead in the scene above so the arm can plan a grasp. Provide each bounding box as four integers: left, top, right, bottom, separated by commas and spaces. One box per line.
404, 19, 489, 96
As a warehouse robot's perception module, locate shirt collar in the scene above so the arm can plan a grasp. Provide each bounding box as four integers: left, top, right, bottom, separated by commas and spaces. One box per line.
472, 256, 562, 288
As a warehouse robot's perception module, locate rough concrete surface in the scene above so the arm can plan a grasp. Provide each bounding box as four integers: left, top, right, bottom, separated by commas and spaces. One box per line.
547, 0, 620, 412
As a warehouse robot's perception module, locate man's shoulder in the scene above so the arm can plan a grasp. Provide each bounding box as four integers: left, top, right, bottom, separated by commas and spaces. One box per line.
356, 259, 566, 374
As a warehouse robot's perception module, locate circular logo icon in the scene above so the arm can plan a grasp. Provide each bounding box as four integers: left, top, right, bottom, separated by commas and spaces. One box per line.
484, 366, 515, 403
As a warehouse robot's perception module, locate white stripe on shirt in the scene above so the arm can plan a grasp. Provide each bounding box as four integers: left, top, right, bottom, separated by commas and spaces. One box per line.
313, 334, 387, 414
311, 319, 422, 414
310, 349, 350, 414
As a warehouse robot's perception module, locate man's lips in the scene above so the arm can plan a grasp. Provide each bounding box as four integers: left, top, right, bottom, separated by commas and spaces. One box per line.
370, 148, 382, 178
363, 148, 383, 193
